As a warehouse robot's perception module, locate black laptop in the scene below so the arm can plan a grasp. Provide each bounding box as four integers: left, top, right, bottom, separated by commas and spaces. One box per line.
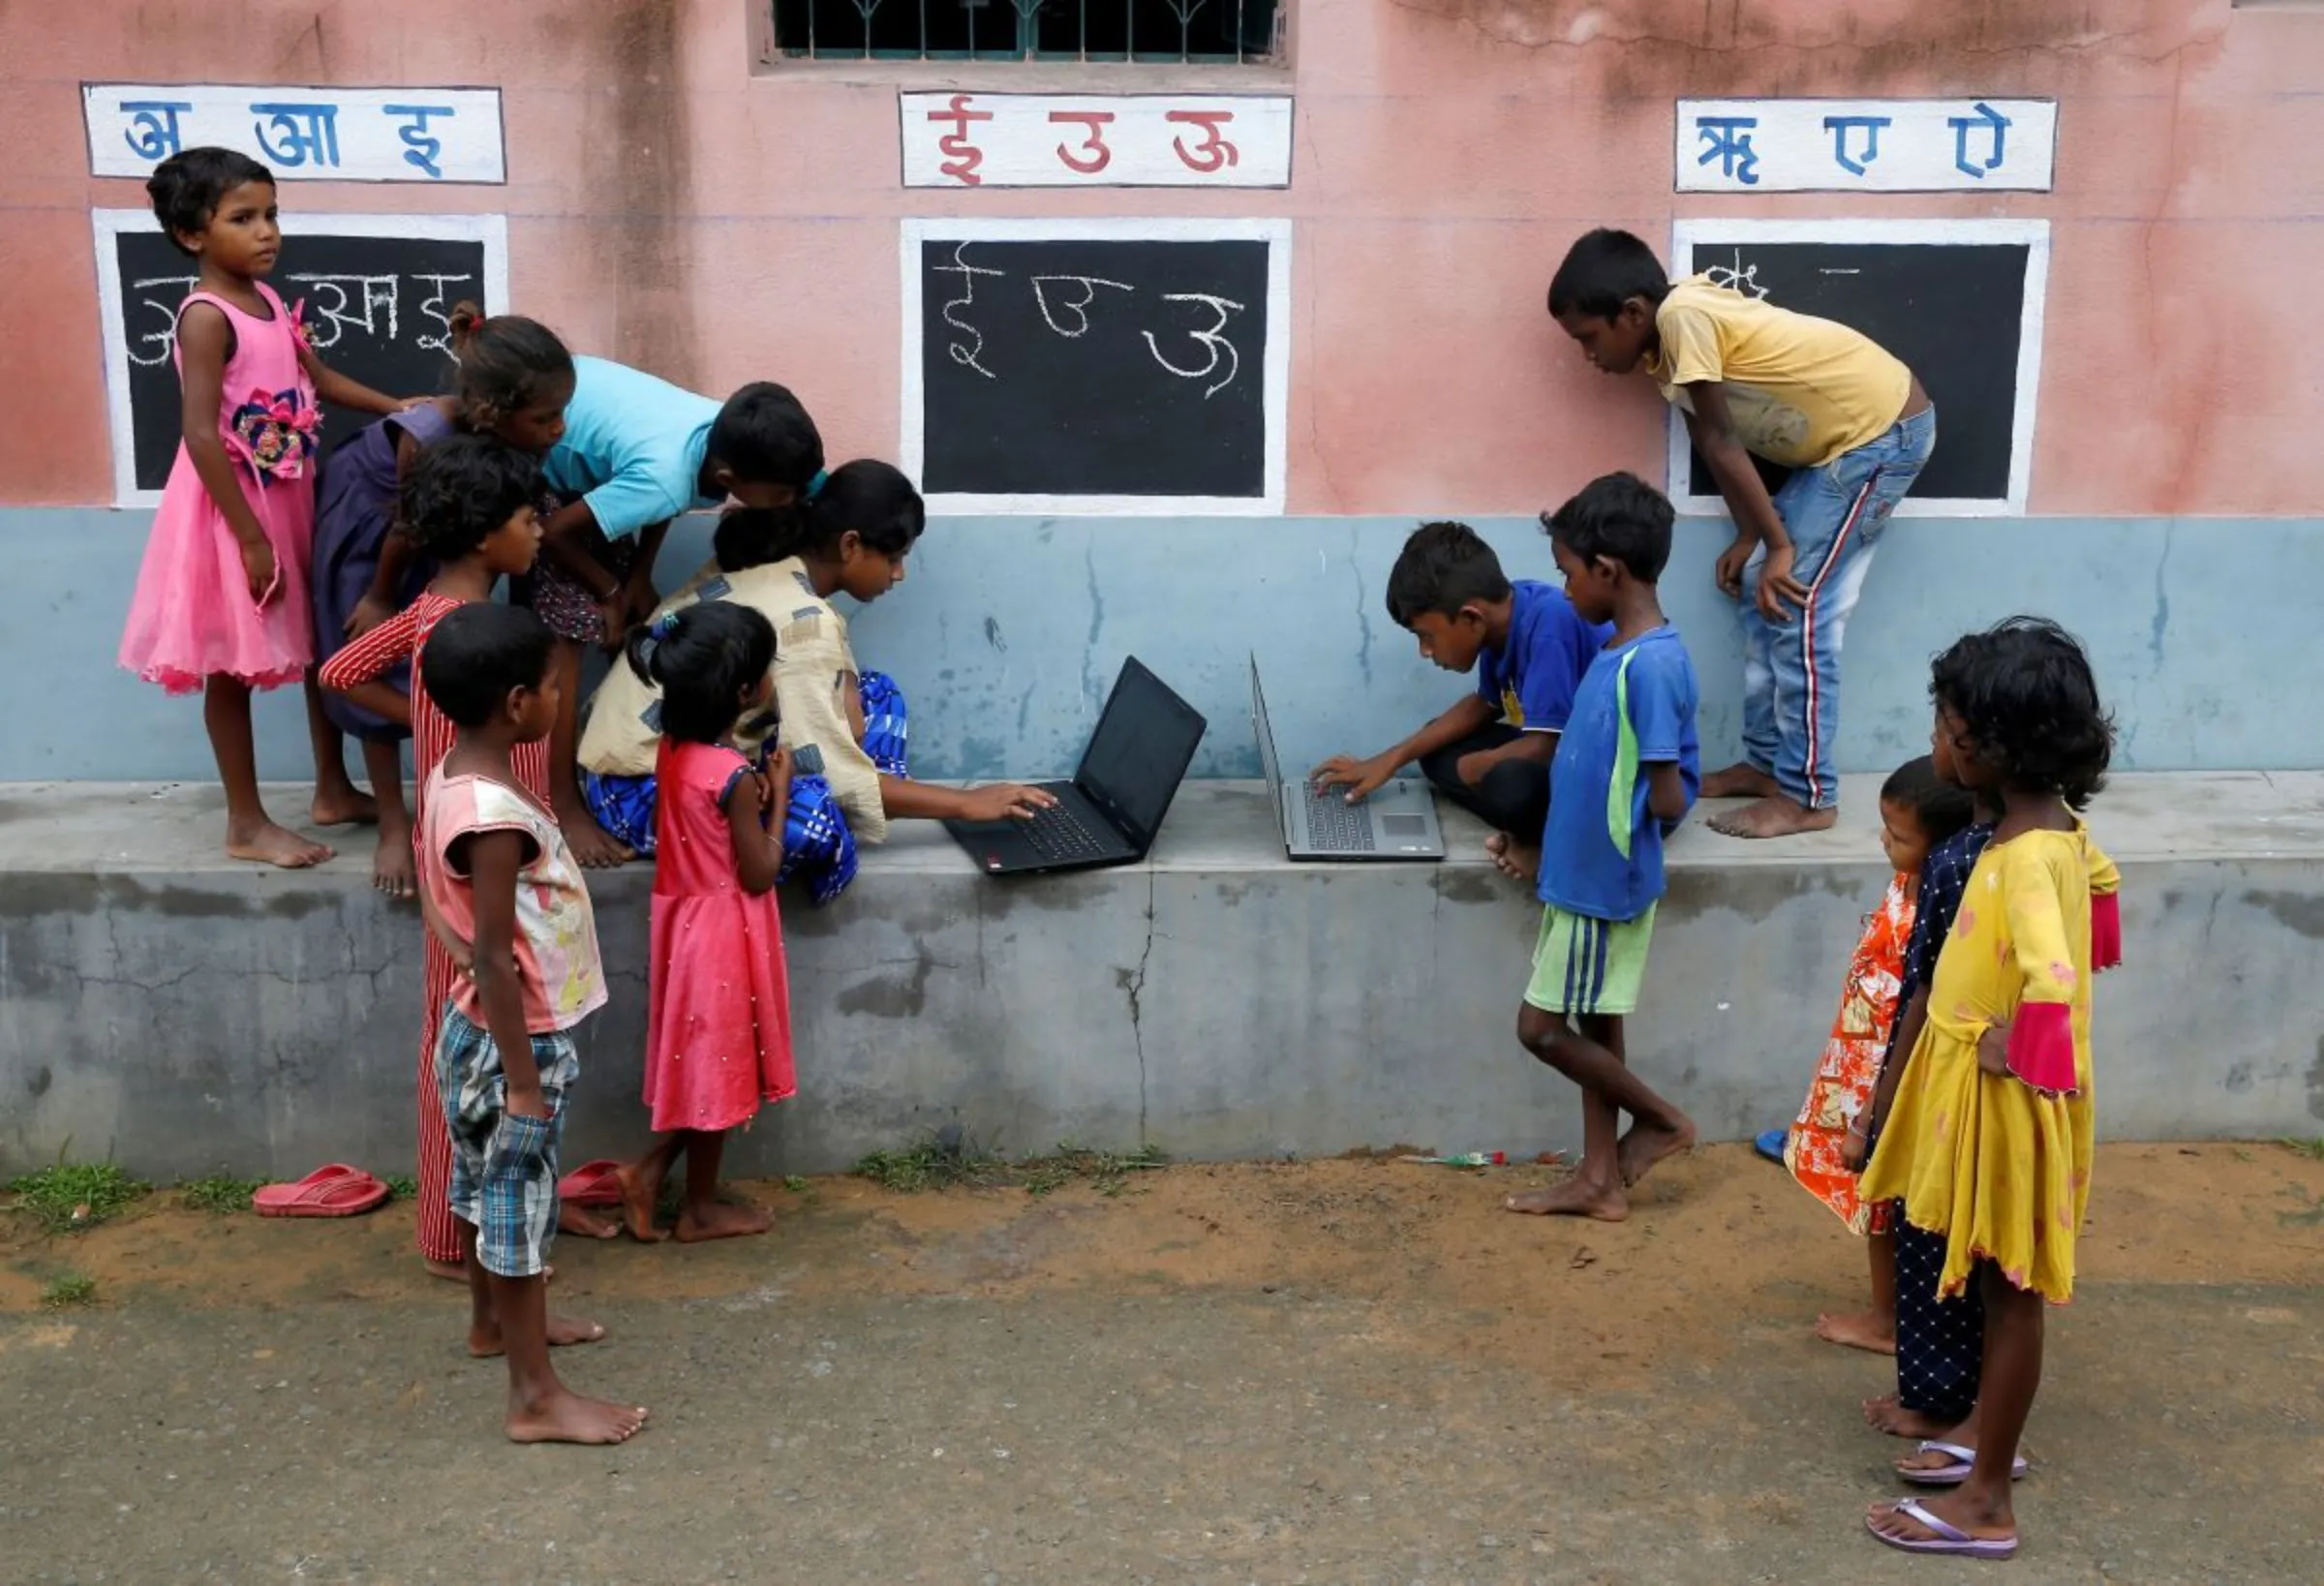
945, 656, 1208, 875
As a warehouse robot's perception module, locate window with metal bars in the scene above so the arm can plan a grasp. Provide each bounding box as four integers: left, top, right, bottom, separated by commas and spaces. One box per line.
772, 0, 1282, 63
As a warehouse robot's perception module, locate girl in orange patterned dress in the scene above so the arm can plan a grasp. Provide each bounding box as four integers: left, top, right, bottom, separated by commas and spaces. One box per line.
1779, 756, 1974, 1353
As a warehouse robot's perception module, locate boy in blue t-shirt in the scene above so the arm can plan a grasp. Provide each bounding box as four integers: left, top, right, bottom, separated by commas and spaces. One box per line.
1313, 521, 1607, 881
1505, 473, 1701, 1223
532, 359, 823, 865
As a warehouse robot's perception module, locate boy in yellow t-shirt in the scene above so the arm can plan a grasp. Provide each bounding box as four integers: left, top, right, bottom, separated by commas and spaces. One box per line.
1547, 229, 1937, 840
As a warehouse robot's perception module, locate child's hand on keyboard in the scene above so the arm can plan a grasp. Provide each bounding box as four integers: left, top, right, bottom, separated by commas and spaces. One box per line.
959, 782, 1058, 823
1311, 751, 1395, 804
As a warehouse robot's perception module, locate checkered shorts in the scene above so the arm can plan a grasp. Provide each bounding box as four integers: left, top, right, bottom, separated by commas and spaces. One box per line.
432, 1003, 581, 1278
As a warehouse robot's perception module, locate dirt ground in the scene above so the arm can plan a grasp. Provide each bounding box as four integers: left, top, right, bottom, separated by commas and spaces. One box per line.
5, 1143, 2322, 1583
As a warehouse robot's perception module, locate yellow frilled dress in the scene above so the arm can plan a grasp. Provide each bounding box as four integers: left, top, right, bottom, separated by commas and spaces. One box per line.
1859, 826, 2122, 1305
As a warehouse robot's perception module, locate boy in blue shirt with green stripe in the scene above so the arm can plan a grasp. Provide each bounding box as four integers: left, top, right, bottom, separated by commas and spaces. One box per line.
1505, 473, 1701, 1222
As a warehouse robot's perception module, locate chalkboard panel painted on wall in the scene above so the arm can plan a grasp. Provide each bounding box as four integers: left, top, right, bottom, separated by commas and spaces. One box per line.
1667, 218, 2049, 517
91, 209, 509, 506
902, 218, 1292, 515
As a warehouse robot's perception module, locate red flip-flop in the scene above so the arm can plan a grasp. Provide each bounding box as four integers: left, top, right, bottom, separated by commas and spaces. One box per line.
557, 1159, 625, 1207
254, 1164, 389, 1219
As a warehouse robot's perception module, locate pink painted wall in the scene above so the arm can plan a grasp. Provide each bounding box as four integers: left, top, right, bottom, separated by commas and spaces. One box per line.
3, 0, 2318, 515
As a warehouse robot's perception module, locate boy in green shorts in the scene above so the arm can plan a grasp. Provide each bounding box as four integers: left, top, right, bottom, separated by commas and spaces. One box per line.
1505, 473, 1701, 1222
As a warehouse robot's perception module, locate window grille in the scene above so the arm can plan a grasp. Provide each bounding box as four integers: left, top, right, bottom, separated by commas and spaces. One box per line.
772, 0, 1282, 63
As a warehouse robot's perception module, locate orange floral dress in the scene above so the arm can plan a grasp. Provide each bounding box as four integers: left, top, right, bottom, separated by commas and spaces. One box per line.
1782, 871, 1914, 1235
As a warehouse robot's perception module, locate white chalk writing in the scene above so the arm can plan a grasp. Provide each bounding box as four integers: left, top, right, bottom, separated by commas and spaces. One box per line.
287, 273, 399, 348
1030, 274, 1134, 339
125, 275, 199, 367
934, 243, 1004, 380
927, 248, 1248, 397
1701, 252, 1772, 301
1142, 293, 1244, 398
411, 273, 476, 354
118, 271, 476, 363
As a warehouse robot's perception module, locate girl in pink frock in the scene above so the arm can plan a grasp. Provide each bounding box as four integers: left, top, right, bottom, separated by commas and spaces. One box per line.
615, 602, 797, 1243
116, 147, 412, 869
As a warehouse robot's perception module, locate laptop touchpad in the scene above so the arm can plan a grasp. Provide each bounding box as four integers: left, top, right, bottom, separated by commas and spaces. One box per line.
1381, 813, 1428, 836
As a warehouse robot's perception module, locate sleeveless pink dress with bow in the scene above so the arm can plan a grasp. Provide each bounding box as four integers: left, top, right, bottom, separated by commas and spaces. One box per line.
118, 281, 320, 693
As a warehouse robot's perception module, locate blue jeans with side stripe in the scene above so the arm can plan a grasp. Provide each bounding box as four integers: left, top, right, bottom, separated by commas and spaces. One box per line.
1737, 407, 1936, 809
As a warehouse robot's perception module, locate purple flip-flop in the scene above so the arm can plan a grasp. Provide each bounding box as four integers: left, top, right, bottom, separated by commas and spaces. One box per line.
1898, 1439, 2031, 1486
1867, 1497, 2020, 1560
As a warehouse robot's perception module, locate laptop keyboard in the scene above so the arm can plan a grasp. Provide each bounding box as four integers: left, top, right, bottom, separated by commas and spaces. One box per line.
1301, 786, 1378, 852
1022, 802, 1116, 862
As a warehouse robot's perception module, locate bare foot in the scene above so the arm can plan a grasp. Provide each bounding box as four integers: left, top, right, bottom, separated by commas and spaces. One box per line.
470, 1311, 606, 1357
1862, 1394, 1961, 1440
1814, 1307, 1898, 1355
616, 1161, 667, 1244
310, 785, 380, 828
372, 828, 416, 900
226, 820, 333, 869
1707, 795, 1838, 840
557, 802, 635, 869
559, 1202, 618, 1240
1698, 762, 1779, 801
1484, 832, 1540, 883
675, 1200, 774, 1242
505, 1388, 649, 1446
1505, 1177, 1629, 1222
1616, 1118, 1697, 1187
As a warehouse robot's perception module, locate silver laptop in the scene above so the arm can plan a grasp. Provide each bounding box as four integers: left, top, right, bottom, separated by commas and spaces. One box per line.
1250, 654, 1445, 861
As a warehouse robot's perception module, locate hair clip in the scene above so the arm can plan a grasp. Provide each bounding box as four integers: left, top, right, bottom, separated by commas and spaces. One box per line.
650, 609, 681, 639
804, 469, 829, 502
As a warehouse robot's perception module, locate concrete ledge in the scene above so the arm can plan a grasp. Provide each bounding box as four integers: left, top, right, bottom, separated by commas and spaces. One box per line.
3, 773, 2320, 1177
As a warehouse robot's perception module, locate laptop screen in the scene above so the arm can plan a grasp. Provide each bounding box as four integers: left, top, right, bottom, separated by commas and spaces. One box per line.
1248, 655, 1285, 804
1076, 657, 1208, 848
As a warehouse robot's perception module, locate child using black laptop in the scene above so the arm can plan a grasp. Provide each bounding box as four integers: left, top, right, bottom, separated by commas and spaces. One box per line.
1314, 522, 1609, 882
947, 658, 1208, 875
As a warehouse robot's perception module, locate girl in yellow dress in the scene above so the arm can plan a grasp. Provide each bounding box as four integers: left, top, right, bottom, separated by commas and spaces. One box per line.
1859, 618, 2122, 1563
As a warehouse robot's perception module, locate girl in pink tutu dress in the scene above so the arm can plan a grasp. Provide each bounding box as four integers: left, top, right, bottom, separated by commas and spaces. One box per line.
116, 147, 413, 869
613, 602, 797, 1243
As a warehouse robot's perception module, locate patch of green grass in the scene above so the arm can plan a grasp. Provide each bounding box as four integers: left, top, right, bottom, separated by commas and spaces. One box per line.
178, 1174, 263, 1214
1020, 1142, 1171, 1199
854, 1128, 1011, 1194
7, 1160, 149, 1235
781, 1175, 812, 1194
854, 1132, 1168, 1197
382, 1175, 418, 1203
40, 1272, 97, 1309
2278, 1138, 2324, 1162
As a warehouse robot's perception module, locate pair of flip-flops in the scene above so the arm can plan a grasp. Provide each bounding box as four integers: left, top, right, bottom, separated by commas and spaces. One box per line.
254, 1164, 389, 1218
253, 1161, 627, 1219
1866, 1442, 2030, 1559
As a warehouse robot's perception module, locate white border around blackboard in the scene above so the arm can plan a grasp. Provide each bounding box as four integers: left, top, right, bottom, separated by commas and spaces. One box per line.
91, 208, 510, 509
899, 215, 1293, 517
1665, 217, 2049, 519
